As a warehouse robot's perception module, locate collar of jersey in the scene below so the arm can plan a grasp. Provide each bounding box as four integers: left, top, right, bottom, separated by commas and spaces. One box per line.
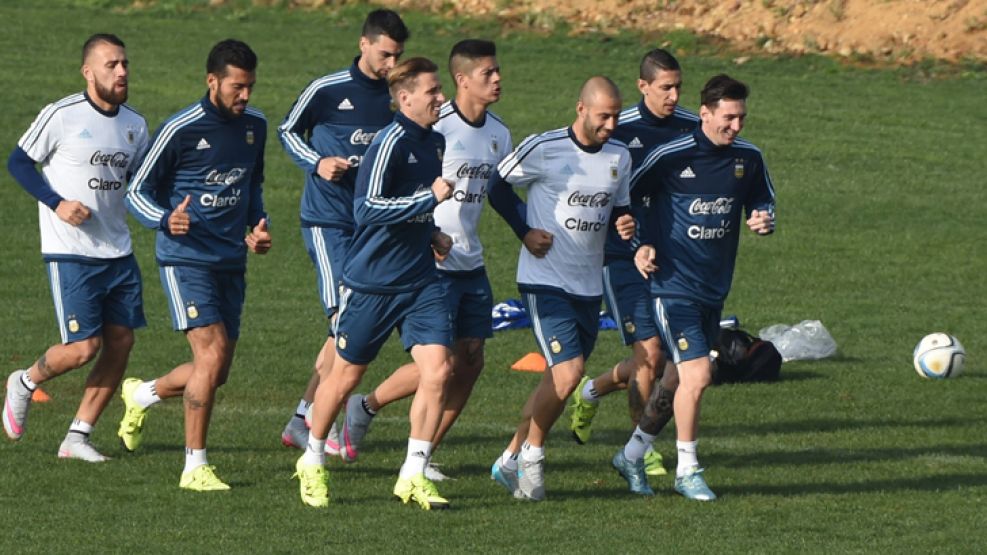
83, 91, 120, 118
636, 99, 673, 127
567, 126, 603, 154
449, 99, 487, 128
394, 111, 432, 140
349, 57, 388, 90
693, 126, 734, 151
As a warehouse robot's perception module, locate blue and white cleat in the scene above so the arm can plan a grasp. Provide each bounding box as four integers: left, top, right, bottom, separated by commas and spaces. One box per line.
674, 467, 717, 501
612, 450, 654, 496
491, 459, 520, 497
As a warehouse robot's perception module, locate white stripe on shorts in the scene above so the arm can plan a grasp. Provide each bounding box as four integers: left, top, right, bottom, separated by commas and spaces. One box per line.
311, 226, 337, 310
525, 292, 554, 367
652, 296, 681, 365
164, 266, 188, 330
48, 262, 68, 343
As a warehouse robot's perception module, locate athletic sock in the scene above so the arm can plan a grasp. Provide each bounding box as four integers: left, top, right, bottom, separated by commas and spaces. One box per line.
623, 426, 658, 462
67, 418, 94, 439
184, 448, 208, 474
500, 449, 519, 471
399, 438, 431, 479
302, 432, 326, 466
361, 396, 377, 416
20, 372, 38, 392
134, 380, 161, 408
294, 399, 310, 419
676, 440, 699, 476
581, 378, 600, 403
521, 441, 544, 462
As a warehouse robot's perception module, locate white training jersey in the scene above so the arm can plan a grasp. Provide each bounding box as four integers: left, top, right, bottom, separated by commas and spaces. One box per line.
433, 101, 512, 272
498, 127, 632, 298
18, 92, 149, 259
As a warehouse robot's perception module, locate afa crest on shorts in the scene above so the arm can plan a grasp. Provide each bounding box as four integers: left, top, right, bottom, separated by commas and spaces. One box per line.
186, 304, 199, 320
677, 336, 689, 351
68, 318, 80, 334
624, 321, 636, 334
549, 338, 562, 354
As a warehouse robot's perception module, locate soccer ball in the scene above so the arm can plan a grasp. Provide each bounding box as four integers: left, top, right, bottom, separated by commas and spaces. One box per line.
912, 333, 965, 379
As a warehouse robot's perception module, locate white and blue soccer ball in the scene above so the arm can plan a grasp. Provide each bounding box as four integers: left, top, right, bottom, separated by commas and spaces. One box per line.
913, 333, 965, 379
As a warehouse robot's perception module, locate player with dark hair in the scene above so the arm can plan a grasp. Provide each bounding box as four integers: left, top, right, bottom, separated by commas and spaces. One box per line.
293, 57, 455, 510
488, 76, 635, 501
568, 48, 699, 488
337, 38, 511, 481
121, 39, 271, 491
276, 8, 409, 455
4, 33, 148, 462
626, 73, 775, 501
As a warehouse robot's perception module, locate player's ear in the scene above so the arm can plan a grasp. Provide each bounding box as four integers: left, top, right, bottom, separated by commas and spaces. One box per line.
206, 72, 219, 93
637, 78, 649, 96
81, 63, 92, 83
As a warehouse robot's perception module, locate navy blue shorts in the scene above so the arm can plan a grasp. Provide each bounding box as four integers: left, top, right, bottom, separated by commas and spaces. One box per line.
301, 225, 352, 318
522, 289, 600, 367
159, 265, 246, 340
333, 280, 453, 365
441, 270, 493, 340
653, 296, 720, 364
603, 258, 658, 346
45, 255, 145, 343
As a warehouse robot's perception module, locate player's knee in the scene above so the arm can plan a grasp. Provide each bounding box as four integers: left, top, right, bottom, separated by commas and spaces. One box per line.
67, 337, 102, 367
103, 326, 135, 353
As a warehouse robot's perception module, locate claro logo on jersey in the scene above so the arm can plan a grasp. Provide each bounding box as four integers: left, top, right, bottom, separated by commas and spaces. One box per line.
688, 219, 732, 240
201, 187, 242, 208
565, 213, 608, 232
204, 167, 247, 186
90, 150, 131, 168
453, 186, 487, 204
567, 191, 611, 208
350, 129, 378, 145
688, 197, 734, 216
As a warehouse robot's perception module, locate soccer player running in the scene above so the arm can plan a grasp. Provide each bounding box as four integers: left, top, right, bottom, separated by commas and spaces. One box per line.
3, 34, 148, 461
293, 57, 455, 510
488, 76, 635, 501
276, 9, 409, 454
337, 39, 511, 481
625, 74, 775, 501
121, 39, 271, 491
568, 49, 698, 486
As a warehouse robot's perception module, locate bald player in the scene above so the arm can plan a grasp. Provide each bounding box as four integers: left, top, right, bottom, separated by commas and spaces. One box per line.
487, 76, 635, 501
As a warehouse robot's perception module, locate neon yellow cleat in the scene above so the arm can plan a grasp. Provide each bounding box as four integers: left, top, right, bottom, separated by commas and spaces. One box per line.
394, 474, 449, 510
117, 378, 147, 452
569, 376, 598, 445
293, 456, 329, 508
644, 448, 668, 476
179, 465, 230, 492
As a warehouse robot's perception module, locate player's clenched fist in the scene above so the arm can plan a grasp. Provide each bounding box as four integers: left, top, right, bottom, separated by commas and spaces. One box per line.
316, 156, 351, 182
55, 199, 91, 226
431, 177, 453, 202
614, 213, 636, 240
746, 209, 774, 235
523, 228, 554, 258
431, 230, 452, 262
168, 195, 192, 235
246, 218, 272, 254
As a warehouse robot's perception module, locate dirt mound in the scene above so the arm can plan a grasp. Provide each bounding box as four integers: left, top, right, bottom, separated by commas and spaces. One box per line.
387, 0, 987, 64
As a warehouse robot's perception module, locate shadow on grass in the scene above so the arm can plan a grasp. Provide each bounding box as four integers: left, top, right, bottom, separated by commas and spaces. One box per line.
717, 471, 987, 498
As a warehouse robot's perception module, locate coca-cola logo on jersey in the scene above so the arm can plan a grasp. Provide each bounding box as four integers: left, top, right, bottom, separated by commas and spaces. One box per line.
350, 129, 377, 145
90, 151, 130, 168
567, 191, 611, 208
688, 197, 734, 216
204, 167, 247, 186
455, 163, 494, 180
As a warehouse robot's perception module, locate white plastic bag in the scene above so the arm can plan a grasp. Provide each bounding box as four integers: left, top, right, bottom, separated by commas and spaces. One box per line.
758, 320, 837, 362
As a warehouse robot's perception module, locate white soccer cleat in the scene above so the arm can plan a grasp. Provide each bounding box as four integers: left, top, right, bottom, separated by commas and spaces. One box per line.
58, 435, 110, 462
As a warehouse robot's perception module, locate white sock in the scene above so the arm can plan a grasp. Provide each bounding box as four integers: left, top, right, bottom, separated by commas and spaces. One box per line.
521, 441, 544, 462
67, 418, 94, 438
20, 371, 37, 392
302, 432, 326, 466
399, 438, 432, 479
294, 399, 310, 419
134, 380, 162, 408
676, 440, 699, 476
623, 426, 657, 462
500, 449, 519, 471
581, 378, 600, 403
184, 448, 208, 473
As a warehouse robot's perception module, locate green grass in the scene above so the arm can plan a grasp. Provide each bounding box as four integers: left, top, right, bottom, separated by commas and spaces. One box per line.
2, 1, 986, 552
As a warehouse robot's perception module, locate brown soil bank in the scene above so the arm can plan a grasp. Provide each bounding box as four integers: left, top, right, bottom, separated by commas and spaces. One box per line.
385, 0, 987, 64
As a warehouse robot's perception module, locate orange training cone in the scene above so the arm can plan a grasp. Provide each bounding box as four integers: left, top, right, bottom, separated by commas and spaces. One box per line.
32, 388, 52, 402
511, 352, 547, 373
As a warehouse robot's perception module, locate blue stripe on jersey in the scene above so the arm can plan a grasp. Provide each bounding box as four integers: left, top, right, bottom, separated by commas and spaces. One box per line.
496, 128, 567, 178
673, 106, 701, 122
630, 135, 695, 189
278, 71, 351, 164
19, 93, 86, 153
365, 125, 432, 210
244, 106, 266, 120
126, 104, 205, 222
618, 106, 641, 125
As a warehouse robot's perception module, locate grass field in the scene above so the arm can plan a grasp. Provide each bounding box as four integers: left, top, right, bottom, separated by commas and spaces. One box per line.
1, 1, 985, 552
